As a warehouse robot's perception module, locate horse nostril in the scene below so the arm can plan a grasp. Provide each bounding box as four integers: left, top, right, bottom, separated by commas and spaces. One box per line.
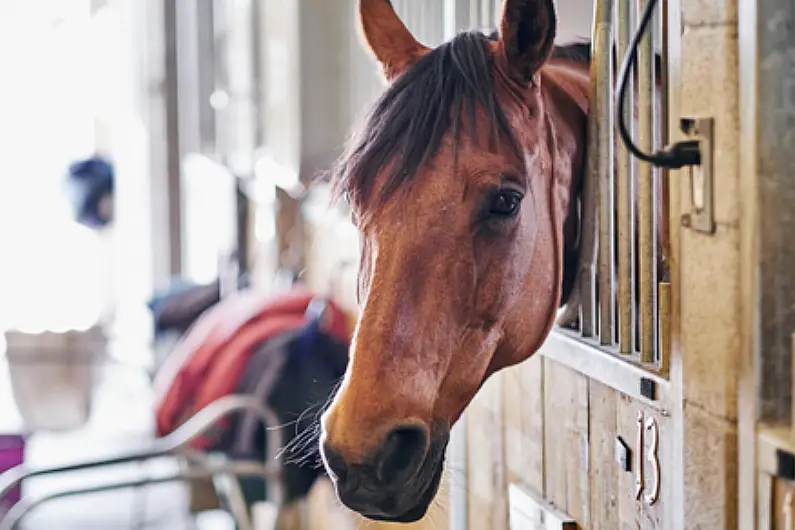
376, 425, 428, 485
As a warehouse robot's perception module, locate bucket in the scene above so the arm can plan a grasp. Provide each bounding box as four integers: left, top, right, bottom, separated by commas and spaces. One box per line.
4, 327, 106, 432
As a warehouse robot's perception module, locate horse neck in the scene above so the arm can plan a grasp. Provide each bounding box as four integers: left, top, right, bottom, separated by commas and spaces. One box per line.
537, 61, 590, 305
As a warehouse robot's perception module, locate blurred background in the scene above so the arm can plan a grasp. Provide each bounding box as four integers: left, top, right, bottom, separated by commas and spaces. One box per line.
0, 1, 590, 529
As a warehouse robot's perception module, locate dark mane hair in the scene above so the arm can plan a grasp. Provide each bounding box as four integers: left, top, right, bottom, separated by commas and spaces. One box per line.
329, 30, 591, 212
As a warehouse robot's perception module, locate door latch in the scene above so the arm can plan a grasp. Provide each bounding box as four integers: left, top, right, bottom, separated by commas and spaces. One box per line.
680, 118, 715, 235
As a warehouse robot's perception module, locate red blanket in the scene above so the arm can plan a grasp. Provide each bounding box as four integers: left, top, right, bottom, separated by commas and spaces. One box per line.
153, 287, 350, 448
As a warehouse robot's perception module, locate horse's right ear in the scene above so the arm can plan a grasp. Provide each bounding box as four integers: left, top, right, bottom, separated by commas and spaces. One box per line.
358, 0, 429, 81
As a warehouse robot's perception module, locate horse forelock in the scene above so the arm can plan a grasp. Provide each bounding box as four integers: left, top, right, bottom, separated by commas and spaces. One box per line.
329, 31, 521, 216
328, 31, 592, 218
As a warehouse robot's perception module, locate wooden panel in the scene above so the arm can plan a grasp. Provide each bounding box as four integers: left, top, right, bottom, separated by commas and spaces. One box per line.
616, 395, 671, 530
589, 381, 620, 530
760, 472, 774, 530
305, 479, 358, 530
682, 404, 737, 529
504, 355, 545, 494
508, 483, 577, 529
772, 477, 795, 530
468, 374, 508, 530
543, 360, 590, 526
538, 332, 671, 412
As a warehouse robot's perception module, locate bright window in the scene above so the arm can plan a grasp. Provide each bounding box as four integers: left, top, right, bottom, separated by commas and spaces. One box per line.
0, 0, 104, 333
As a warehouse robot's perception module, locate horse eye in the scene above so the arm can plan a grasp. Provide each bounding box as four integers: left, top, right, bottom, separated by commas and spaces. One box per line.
488, 189, 523, 218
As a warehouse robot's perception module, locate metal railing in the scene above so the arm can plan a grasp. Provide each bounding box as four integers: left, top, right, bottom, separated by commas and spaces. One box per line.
564, 0, 670, 371
0, 396, 284, 530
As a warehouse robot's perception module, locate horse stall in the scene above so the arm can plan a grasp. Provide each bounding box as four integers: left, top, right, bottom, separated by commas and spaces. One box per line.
261, 0, 793, 528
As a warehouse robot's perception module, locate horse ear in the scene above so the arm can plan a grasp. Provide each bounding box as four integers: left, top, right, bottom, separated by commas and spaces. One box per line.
498, 0, 558, 85
358, 0, 429, 81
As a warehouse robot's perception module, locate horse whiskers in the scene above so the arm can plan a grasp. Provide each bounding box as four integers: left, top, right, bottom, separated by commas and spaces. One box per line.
278, 377, 346, 464
277, 389, 341, 465
313, 377, 345, 421
278, 424, 320, 462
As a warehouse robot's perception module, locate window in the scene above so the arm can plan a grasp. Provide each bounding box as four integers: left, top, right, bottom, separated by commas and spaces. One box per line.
0, 1, 105, 333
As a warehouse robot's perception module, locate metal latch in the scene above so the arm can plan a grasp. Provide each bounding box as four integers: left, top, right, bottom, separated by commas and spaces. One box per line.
680, 118, 715, 235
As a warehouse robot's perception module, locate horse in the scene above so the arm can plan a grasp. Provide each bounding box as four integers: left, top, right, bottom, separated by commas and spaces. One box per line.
318, 0, 660, 522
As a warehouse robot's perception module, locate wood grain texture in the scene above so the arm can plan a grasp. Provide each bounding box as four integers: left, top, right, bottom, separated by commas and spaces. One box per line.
304, 480, 356, 530
615, 395, 672, 530
503, 355, 545, 494
543, 359, 590, 527
681, 404, 737, 530
589, 381, 620, 530
508, 483, 577, 529
771, 476, 795, 530
468, 374, 508, 530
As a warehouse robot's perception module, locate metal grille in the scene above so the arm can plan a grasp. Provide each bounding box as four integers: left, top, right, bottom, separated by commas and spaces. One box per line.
564, 0, 671, 370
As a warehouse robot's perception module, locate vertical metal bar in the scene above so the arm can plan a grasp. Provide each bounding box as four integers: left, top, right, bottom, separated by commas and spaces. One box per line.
617, 0, 633, 354
658, 281, 670, 373
657, 0, 671, 367
595, 0, 615, 346
580, 0, 610, 338
480, 0, 492, 31
660, 0, 670, 272
163, 0, 183, 275
637, 0, 656, 363
197, 1, 217, 155
791, 332, 795, 438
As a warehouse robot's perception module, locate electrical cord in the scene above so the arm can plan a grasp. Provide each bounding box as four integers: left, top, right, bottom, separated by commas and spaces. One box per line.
615, 0, 701, 169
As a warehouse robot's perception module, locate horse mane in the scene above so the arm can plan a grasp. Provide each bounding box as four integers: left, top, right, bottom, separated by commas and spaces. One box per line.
330, 31, 520, 212
329, 29, 592, 214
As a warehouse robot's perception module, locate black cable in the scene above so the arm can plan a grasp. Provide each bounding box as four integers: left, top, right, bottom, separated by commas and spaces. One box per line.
615, 0, 701, 169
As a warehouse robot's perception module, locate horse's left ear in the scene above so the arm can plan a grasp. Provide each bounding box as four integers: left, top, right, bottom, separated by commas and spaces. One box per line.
498, 0, 557, 85
358, 0, 429, 82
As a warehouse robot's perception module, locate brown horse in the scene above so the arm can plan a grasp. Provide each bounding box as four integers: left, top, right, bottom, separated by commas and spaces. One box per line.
319, 0, 591, 522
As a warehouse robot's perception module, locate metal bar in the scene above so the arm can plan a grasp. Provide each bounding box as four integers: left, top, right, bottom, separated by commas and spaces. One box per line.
204, 453, 255, 530
580, 0, 608, 338
791, 332, 795, 438
595, 0, 615, 346
637, 0, 656, 363
163, 0, 183, 275
0, 461, 272, 530
0, 396, 281, 500
658, 281, 670, 373
659, 0, 671, 281
617, 0, 633, 354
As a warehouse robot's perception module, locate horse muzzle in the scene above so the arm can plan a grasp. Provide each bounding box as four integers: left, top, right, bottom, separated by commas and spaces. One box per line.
320, 423, 449, 522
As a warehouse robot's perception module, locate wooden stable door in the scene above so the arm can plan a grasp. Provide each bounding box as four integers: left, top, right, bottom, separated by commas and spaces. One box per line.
464, 336, 679, 530
456, 0, 747, 524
